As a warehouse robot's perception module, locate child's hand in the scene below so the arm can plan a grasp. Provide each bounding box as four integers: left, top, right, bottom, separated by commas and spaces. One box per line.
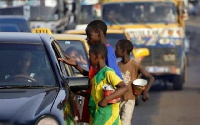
142, 90, 149, 102
98, 98, 108, 107
58, 54, 77, 66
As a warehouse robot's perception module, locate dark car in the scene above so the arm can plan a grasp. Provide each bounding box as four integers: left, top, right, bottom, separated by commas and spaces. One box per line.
0, 32, 89, 125
0, 16, 31, 32
0, 24, 21, 32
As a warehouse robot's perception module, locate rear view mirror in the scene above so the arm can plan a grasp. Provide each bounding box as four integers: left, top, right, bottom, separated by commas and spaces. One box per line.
67, 76, 90, 92
133, 48, 150, 58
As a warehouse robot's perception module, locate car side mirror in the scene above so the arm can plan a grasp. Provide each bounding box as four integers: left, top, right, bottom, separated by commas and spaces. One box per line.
66, 76, 90, 92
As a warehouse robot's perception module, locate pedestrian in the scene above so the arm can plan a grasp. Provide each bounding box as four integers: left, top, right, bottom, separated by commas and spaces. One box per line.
58, 20, 123, 124
88, 43, 128, 125
115, 39, 154, 125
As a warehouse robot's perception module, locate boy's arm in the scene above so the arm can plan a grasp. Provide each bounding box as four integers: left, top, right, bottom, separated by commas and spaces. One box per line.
99, 81, 128, 107
76, 91, 90, 99
58, 55, 89, 76
106, 46, 123, 79
138, 64, 155, 102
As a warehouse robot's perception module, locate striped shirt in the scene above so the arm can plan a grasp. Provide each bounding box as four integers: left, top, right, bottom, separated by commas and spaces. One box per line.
89, 66, 122, 125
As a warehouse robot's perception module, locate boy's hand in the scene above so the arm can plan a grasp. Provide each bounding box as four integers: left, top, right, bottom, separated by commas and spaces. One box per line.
98, 98, 108, 107
142, 90, 149, 102
58, 54, 77, 66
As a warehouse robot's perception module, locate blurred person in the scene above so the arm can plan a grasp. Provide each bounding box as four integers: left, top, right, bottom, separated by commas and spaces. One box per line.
65, 46, 87, 66
5, 51, 43, 84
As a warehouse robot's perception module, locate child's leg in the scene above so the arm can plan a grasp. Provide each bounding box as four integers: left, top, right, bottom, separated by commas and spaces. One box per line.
120, 99, 135, 125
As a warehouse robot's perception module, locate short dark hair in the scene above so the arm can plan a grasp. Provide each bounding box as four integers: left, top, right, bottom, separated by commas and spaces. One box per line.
90, 43, 107, 58
117, 39, 133, 54
87, 20, 107, 36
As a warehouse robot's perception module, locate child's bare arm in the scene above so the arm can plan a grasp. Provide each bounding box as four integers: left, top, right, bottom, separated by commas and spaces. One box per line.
58, 55, 88, 76
98, 81, 128, 107
138, 65, 154, 102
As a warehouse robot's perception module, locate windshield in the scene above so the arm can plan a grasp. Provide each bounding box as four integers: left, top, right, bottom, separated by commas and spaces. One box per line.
57, 40, 89, 73
0, 43, 56, 87
102, 2, 177, 25
77, 5, 99, 24
0, 0, 59, 21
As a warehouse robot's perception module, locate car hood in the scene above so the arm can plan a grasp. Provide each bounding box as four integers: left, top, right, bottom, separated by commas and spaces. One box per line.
0, 88, 58, 122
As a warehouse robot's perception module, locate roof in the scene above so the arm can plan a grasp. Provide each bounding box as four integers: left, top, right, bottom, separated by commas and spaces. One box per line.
100, 0, 176, 4
52, 34, 87, 41
0, 16, 30, 32
65, 29, 126, 34
0, 32, 51, 44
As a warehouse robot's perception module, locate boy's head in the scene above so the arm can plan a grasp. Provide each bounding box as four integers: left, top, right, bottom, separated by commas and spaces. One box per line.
115, 39, 133, 58
89, 43, 107, 66
86, 20, 107, 46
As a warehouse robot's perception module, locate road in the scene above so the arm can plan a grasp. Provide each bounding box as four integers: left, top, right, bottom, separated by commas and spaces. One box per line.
131, 21, 200, 125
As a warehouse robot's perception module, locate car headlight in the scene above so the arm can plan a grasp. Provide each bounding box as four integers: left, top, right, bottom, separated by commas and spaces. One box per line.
36, 116, 59, 125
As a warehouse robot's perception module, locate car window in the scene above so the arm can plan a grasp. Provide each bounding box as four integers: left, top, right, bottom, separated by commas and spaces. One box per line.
57, 40, 89, 74
52, 40, 75, 77
0, 43, 56, 86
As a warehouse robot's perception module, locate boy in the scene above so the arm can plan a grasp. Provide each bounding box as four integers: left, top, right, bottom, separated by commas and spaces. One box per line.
115, 39, 154, 125
58, 20, 122, 123
88, 43, 127, 125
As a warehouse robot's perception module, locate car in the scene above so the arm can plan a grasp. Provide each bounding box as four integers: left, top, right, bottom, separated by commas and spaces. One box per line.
65, 29, 149, 61
0, 24, 21, 32
0, 32, 89, 125
0, 16, 31, 32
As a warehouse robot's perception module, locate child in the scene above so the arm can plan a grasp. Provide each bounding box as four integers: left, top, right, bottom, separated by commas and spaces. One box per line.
88, 43, 127, 125
58, 20, 123, 123
115, 39, 154, 125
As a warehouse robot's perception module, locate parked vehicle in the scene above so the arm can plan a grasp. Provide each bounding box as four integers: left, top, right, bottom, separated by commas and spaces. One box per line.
0, 24, 20, 32
65, 29, 149, 59
0, 0, 69, 33
0, 16, 31, 32
0, 32, 89, 125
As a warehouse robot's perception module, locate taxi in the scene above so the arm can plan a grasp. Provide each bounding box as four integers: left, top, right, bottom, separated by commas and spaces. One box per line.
65, 29, 149, 60
0, 32, 89, 125
66, 29, 130, 49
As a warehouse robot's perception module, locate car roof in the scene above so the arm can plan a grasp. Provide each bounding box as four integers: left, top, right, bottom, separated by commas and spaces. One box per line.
0, 16, 31, 32
0, 15, 27, 19
0, 24, 21, 32
52, 34, 87, 41
65, 29, 125, 34
0, 32, 51, 44
52, 34, 90, 54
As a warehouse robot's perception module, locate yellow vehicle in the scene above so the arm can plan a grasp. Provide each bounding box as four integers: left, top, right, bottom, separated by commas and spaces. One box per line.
66, 29, 149, 60
100, 0, 188, 90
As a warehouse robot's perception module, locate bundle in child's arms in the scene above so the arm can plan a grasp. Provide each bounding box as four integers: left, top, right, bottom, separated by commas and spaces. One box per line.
103, 84, 121, 103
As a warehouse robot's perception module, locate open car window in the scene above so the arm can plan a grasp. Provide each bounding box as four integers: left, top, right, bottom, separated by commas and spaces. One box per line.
57, 40, 89, 74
